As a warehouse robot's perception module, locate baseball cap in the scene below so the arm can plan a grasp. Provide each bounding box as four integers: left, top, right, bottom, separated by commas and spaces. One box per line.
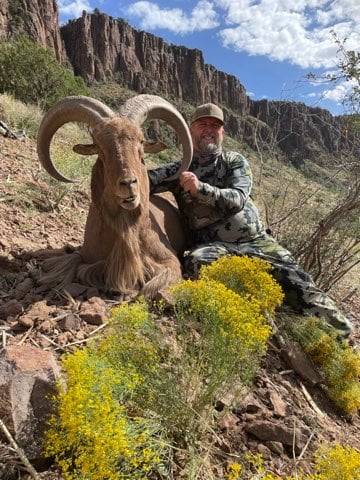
191, 103, 224, 125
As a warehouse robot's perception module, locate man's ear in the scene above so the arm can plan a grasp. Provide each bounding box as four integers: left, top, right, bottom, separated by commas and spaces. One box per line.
73, 144, 99, 155
144, 140, 167, 154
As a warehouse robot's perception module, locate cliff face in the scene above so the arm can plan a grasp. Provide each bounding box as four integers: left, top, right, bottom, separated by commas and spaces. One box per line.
0, 3, 346, 162
60, 11, 249, 115
58, 11, 346, 161
0, 0, 65, 62
248, 100, 343, 163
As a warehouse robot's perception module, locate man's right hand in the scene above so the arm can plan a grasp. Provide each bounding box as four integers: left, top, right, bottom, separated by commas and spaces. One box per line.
179, 171, 200, 196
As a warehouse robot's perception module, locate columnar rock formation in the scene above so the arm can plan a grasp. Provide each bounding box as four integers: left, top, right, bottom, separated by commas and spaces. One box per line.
60, 11, 249, 114
0, 2, 347, 161
0, 0, 65, 62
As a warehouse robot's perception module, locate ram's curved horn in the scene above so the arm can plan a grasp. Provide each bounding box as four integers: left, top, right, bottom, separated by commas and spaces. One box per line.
37, 96, 115, 183
118, 95, 193, 180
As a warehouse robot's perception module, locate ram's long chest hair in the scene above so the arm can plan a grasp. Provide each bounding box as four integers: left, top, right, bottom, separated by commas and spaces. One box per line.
101, 197, 160, 294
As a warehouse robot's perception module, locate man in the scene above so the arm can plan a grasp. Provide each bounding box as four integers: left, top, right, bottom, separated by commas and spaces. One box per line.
148, 103, 352, 338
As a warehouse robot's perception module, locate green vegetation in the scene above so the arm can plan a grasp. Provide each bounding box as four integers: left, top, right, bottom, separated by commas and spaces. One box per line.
225, 445, 360, 479
45, 257, 279, 478
283, 315, 360, 414
44, 257, 359, 478
8, 0, 27, 28
0, 35, 89, 109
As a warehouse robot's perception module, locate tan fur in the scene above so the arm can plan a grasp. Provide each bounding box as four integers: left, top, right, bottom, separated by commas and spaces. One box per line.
40, 117, 185, 298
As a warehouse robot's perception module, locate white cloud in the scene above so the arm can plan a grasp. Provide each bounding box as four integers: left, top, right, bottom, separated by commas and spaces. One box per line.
124, 1, 359, 70
58, 0, 93, 18
322, 78, 357, 104
126, 1, 219, 34
216, 0, 360, 69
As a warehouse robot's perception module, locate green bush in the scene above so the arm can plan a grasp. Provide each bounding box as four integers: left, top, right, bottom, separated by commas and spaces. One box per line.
0, 35, 89, 109
284, 316, 360, 414
45, 257, 278, 478
225, 444, 360, 479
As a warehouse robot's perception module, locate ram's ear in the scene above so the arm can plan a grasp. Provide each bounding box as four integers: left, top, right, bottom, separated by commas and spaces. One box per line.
73, 144, 99, 155
144, 140, 167, 154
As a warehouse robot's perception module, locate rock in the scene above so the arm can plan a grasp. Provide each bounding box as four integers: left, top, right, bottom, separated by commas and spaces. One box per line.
238, 392, 265, 414
58, 313, 82, 331
0, 344, 60, 460
0, 299, 23, 319
281, 343, 323, 386
245, 420, 307, 454
78, 297, 109, 325
17, 300, 56, 330
217, 412, 239, 430
267, 389, 288, 417
60, 11, 248, 112
264, 441, 284, 455
0, 0, 65, 63
18, 315, 34, 328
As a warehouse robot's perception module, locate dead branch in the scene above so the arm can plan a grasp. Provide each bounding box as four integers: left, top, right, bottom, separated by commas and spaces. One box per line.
0, 419, 40, 480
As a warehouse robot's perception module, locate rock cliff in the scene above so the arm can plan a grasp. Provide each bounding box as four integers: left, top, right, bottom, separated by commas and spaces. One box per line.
60, 11, 249, 114
248, 100, 344, 164
0, 3, 347, 162
0, 0, 65, 62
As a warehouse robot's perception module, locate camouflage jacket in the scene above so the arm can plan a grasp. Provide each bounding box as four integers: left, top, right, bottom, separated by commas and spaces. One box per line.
148, 151, 266, 244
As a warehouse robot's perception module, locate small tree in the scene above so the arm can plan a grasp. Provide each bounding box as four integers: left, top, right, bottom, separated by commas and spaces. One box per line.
0, 35, 89, 109
297, 33, 360, 290
255, 34, 360, 292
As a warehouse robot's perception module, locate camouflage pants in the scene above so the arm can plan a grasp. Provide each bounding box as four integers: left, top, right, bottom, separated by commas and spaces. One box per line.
183, 234, 352, 337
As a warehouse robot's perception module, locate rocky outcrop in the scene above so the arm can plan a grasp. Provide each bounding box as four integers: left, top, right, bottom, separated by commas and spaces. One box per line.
0, 344, 60, 461
60, 10, 347, 163
60, 11, 249, 114
0, 3, 350, 163
248, 100, 344, 163
0, 0, 65, 62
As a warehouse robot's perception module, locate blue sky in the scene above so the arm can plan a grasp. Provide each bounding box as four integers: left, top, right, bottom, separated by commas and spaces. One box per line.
58, 1, 360, 116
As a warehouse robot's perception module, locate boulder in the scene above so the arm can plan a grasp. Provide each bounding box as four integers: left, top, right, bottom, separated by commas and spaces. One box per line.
0, 344, 60, 461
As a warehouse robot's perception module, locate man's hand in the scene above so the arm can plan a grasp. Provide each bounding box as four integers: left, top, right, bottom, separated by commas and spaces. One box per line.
179, 171, 200, 196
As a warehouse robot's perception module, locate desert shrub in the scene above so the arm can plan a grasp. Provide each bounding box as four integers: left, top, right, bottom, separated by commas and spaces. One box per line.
45, 300, 168, 480
312, 443, 360, 480
0, 35, 89, 109
45, 257, 278, 478
148, 276, 273, 445
199, 255, 284, 315
285, 316, 360, 414
226, 444, 360, 479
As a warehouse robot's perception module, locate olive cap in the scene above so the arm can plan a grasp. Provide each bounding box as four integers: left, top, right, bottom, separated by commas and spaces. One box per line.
190, 103, 224, 125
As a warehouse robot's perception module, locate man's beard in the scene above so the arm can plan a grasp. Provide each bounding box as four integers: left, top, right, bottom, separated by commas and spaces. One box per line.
198, 138, 222, 155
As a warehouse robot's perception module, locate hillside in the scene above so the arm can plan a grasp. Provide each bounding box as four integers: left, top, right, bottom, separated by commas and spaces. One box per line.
0, 101, 359, 477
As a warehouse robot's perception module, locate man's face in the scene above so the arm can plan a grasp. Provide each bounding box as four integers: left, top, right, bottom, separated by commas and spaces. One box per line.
190, 117, 224, 155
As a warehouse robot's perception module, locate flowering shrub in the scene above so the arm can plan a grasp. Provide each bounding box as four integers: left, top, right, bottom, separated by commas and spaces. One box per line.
168, 277, 272, 437
45, 300, 167, 479
171, 277, 272, 360
229, 445, 360, 479
287, 316, 360, 414
199, 255, 284, 315
313, 443, 360, 479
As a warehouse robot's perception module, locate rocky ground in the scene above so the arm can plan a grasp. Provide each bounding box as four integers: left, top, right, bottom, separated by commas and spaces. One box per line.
0, 134, 359, 479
